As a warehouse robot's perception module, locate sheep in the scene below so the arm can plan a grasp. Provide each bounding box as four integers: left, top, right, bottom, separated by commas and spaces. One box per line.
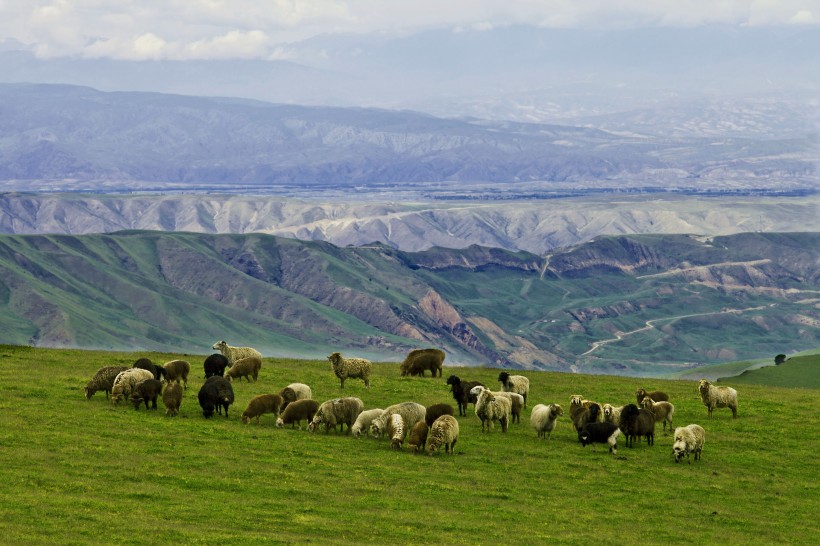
198, 376, 234, 418
241, 394, 284, 424
163, 381, 183, 416
212, 340, 263, 365
389, 414, 406, 449
427, 415, 459, 455
351, 408, 384, 438
602, 403, 624, 426
276, 399, 320, 429
370, 402, 426, 439
698, 379, 739, 419
640, 397, 676, 433
278, 383, 312, 412
619, 403, 655, 448
570, 395, 602, 432
224, 356, 262, 383
111, 368, 155, 405
425, 403, 455, 427
309, 397, 364, 434
673, 424, 706, 464
130, 378, 163, 410
400, 348, 445, 377
407, 421, 429, 453
203, 353, 230, 378
133, 358, 167, 381
493, 392, 525, 424
636, 387, 669, 404
578, 422, 622, 455
497, 372, 530, 407
471, 386, 512, 433
530, 403, 563, 440
163, 359, 190, 389
328, 352, 371, 389
446, 375, 485, 416
84, 365, 129, 400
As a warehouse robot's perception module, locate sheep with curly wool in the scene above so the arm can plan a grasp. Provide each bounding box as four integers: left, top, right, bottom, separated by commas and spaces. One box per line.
278, 383, 312, 412
698, 379, 738, 419
569, 394, 602, 432
636, 387, 669, 404
198, 376, 234, 418
163, 381, 183, 416
130, 378, 163, 410
163, 359, 190, 389
471, 386, 512, 433
446, 375, 485, 416
427, 415, 459, 455
203, 353, 230, 378
400, 348, 445, 377
497, 372, 530, 407
242, 394, 284, 424
389, 413, 406, 450
530, 403, 563, 440
673, 424, 706, 464
328, 352, 371, 389
276, 399, 320, 429
619, 403, 655, 448
369, 402, 426, 439
111, 368, 155, 405
212, 340, 262, 365
84, 365, 129, 400
602, 403, 624, 426
578, 422, 621, 455
407, 421, 429, 453
309, 397, 364, 434
133, 358, 167, 381
351, 408, 384, 438
640, 397, 676, 433
224, 356, 262, 383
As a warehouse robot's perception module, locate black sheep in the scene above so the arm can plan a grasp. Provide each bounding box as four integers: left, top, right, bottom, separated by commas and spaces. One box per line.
578, 422, 621, 454
203, 353, 230, 378
130, 379, 163, 410
133, 358, 168, 381
446, 375, 485, 416
198, 376, 235, 418
619, 404, 656, 448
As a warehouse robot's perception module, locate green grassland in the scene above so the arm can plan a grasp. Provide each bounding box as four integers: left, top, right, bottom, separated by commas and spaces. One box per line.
719, 354, 820, 389
1, 345, 818, 544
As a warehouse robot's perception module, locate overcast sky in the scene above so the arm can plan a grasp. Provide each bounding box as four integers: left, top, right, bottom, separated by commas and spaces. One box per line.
2, 0, 818, 61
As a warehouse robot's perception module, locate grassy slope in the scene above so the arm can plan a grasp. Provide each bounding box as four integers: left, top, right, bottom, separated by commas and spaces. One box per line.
720, 354, 820, 388
0, 345, 818, 544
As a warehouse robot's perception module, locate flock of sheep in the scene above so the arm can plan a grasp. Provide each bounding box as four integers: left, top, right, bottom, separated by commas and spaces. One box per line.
83, 341, 740, 460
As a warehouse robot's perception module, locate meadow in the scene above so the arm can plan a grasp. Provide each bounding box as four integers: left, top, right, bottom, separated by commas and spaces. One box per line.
0, 345, 818, 545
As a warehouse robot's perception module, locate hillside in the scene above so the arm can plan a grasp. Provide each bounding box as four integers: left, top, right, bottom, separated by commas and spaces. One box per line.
718, 354, 820, 389
0, 231, 816, 376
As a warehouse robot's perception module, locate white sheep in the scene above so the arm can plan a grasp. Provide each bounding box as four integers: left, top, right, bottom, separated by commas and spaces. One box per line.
369, 402, 426, 439
602, 403, 624, 426
497, 372, 530, 407
388, 413, 406, 450
211, 340, 263, 365
698, 379, 738, 418
110, 368, 155, 405
351, 408, 384, 438
427, 415, 459, 455
328, 352, 371, 389
673, 424, 706, 463
471, 386, 512, 433
309, 397, 364, 434
530, 403, 564, 440
640, 397, 676, 433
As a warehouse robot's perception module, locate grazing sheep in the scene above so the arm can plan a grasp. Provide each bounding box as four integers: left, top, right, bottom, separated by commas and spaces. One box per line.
407, 421, 429, 453
370, 402, 426, 439
425, 403, 455, 427
427, 415, 459, 455
163, 359, 190, 389
111, 368, 155, 405
619, 403, 655, 448
400, 348, 445, 377
570, 395, 602, 432
698, 379, 739, 419
578, 422, 622, 455
133, 358, 167, 381
276, 399, 320, 429
328, 352, 371, 389
84, 365, 129, 400
497, 372, 530, 407
212, 340, 263, 365
471, 386, 512, 433
351, 408, 385, 438
446, 375, 485, 416
602, 404, 624, 426
203, 353, 230, 378
389, 414, 406, 449
636, 387, 669, 404
242, 394, 284, 424
530, 403, 564, 440
130, 378, 163, 410
224, 356, 262, 383
278, 383, 312, 412
493, 392, 525, 424
640, 397, 676, 433
198, 376, 235, 418
673, 424, 706, 464
309, 397, 364, 434
163, 381, 183, 416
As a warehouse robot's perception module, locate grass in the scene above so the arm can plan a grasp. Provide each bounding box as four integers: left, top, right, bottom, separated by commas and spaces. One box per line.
721, 354, 820, 388
0, 345, 818, 544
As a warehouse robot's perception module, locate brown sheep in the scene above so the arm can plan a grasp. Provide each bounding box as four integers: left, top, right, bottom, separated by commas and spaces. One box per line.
242, 394, 284, 424
224, 356, 262, 382
400, 348, 445, 377
407, 421, 429, 453
276, 399, 320, 429
636, 387, 669, 404
163, 381, 183, 416
425, 403, 455, 427
163, 359, 191, 389
130, 379, 163, 410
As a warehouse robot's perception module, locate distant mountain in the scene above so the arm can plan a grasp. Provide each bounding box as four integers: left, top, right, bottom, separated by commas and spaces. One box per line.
0, 231, 816, 376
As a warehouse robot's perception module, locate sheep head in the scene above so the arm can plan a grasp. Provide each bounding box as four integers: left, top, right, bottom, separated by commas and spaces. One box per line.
497, 371, 510, 385
698, 379, 711, 396
327, 352, 342, 366
550, 403, 564, 417
570, 395, 583, 409
212, 340, 227, 351
369, 421, 384, 439
640, 397, 655, 410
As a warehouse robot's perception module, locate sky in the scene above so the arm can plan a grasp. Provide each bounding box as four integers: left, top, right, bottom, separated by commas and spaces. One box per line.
2, 0, 818, 61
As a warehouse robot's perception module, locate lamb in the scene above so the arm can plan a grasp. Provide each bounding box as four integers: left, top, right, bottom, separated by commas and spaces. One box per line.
133, 358, 167, 381
497, 372, 530, 407
640, 397, 676, 433
494, 392, 525, 424
369, 402, 426, 439
471, 386, 512, 433
242, 394, 284, 424
635, 387, 669, 404
698, 379, 739, 419
212, 340, 263, 365
400, 348, 445, 377
389, 413, 406, 450
425, 403, 455, 427
163, 381, 183, 416
328, 352, 371, 389
309, 397, 364, 434
619, 403, 655, 448
84, 365, 129, 400
130, 378, 163, 410
163, 359, 190, 389
602, 404, 624, 426
446, 375, 485, 416
570, 395, 602, 432
111, 368, 155, 405
673, 424, 706, 464
276, 399, 320, 429
203, 353, 230, 378
198, 376, 234, 418
278, 383, 312, 412
427, 415, 459, 455
224, 356, 262, 383
351, 408, 384, 438
530, 403, 563, 440
407, 421, 429, 453
578, 422, 622, 455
